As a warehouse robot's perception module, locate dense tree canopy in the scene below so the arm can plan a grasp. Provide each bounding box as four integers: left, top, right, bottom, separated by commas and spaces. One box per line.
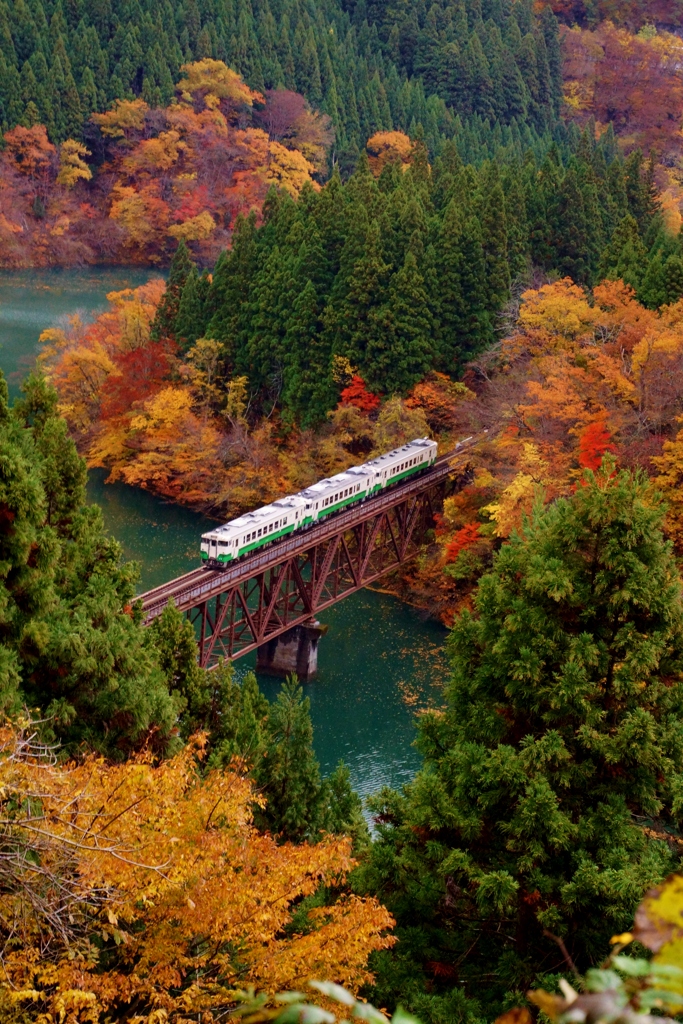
358, 464, 683, 1021
0, 0, 562, 168
174, 126, 663, 422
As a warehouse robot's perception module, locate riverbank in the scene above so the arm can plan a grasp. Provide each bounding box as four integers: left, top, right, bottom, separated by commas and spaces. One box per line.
0, 265, 450, 799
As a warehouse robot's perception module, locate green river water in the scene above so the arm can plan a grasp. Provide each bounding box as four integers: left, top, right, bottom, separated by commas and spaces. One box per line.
0, 267, 447, 798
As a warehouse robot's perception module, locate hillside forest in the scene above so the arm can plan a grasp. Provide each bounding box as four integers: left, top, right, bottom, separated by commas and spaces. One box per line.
5, 0, 683, 1022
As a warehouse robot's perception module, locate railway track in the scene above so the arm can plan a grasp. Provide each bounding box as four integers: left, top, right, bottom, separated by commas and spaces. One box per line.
137, 434, 483, 624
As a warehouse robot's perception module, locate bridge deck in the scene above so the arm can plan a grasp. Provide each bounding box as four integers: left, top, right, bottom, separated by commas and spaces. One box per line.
137, 443, 474, 625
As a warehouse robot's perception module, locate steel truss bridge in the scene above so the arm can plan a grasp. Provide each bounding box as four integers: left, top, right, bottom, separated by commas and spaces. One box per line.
138, 442, 477, 668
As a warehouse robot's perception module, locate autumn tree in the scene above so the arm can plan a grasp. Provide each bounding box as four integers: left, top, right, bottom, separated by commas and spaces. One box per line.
56, 139, 92, 188
341, 375, 381, 413
0, 721, 394, 1023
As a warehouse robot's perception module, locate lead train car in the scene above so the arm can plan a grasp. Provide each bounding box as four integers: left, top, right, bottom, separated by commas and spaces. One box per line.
200, 437, 438, 567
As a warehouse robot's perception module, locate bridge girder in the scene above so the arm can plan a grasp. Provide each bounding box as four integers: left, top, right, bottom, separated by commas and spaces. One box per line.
137, 447, 477, 668
188, 486, 441, 667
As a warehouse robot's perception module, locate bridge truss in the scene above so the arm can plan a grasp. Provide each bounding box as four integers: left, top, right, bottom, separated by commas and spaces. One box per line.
138, 451, 472, 668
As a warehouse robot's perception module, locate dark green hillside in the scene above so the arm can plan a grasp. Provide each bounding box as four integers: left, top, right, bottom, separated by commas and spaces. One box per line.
155, 126, 660, 427
0, 0, 561, 165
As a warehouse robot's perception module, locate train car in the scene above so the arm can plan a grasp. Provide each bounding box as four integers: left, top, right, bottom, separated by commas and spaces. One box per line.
200, 437, 438, 568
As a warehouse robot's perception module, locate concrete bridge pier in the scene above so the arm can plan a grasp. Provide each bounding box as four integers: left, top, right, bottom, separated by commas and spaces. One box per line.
256, 620, 327, 680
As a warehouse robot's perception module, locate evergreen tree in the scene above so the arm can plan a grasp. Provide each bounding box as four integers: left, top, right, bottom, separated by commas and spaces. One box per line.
174, 266, 206, 349
282, 279, 335, 427
3, 371, 180, 756
639, 252, 668, 310
358, 463, 683, 1019
478, 166, 511, 311
254, 677, 323, 842
550, 166, 591, 284
366, 251, 433, 394
337, 218, 391, 377
151, 239, 195, 341
599, 213, 647, 291
664, 254, 683, 306
145, 600, 207, 736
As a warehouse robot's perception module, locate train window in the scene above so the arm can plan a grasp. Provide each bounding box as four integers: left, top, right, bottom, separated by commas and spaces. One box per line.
257, 529, 262, 537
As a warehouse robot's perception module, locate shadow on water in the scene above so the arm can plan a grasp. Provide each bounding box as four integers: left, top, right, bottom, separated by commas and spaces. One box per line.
2, 266, 449, 800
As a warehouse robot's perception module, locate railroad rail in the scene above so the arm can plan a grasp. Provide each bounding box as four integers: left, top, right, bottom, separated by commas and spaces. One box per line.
137, 437, 480, 667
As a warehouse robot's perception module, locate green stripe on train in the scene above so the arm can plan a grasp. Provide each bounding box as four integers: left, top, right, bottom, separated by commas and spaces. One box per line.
201, 461, 432, 563
319, 488, 368, 517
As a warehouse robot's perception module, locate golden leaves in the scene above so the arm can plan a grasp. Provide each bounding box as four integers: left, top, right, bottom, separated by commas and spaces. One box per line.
266, 141, 317, 197
0, 720, 393, 1022
168, 209, 216, 241
366, 131, 413, 176
176, 59, 264, 110
91, 98, 149, 138
56, 140, 92, 188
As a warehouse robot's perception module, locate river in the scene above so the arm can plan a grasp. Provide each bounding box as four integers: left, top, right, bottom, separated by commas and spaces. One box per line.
0, 267, 448, 799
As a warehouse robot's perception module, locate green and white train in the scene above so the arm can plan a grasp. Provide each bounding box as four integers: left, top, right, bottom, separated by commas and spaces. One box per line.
200, 437, 439, 568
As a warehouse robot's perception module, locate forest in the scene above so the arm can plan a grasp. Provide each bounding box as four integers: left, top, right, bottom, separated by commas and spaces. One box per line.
5, 0, 683, 1021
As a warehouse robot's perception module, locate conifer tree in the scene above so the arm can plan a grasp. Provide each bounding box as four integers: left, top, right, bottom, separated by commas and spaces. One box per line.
174, 266, 207, 350
254, 677, 324, 842
478, 166, 510, 311
282, 279, 335, 427
3, 372, 179, 755
550, 166, 591, 283
599, 213, 647, 290
338, 218, 391, 377
359, 463, 683, 1018
145, 600, 207, 737
664, 254, 683, 306
205, 211, 259, 367
639, 252, 668, 310
366, 251, 433, 394
151, 239, 195, 341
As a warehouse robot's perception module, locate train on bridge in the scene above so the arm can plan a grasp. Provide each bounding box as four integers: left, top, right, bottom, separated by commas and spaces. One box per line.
201, 437, 439, 568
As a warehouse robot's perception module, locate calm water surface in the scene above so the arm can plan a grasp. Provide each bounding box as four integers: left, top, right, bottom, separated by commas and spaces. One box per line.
0, 267, 162, 398
1, 267, 448, 798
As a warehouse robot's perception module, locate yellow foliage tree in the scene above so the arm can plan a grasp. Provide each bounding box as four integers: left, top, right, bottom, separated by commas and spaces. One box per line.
0, 723, 394, 1023
56, 139, 92, 188
366, 131, 413, 176
517, 278, 598, 346
176, 59, 263, 110
266, 140, 316, 196
91, 98, 149, 138
109, 185, 169, 249
119, 386, 223, 499
168, 209, 216, 241
122, 130, 184, 174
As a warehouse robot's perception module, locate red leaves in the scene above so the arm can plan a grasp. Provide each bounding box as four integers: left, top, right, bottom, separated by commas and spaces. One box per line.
444, 522, 482, 563
99, 340, 177, 420
578, 420, 616, 471
340, 375, 381, 413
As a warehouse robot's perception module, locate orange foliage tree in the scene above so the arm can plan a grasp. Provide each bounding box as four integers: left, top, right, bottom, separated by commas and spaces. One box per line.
392, 276, 683, 623
562, 23, 683, 162
366, 131, 413, 176
0, 722, 394, 1023
340, 375, 381, 413
0, 62, 323, 268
